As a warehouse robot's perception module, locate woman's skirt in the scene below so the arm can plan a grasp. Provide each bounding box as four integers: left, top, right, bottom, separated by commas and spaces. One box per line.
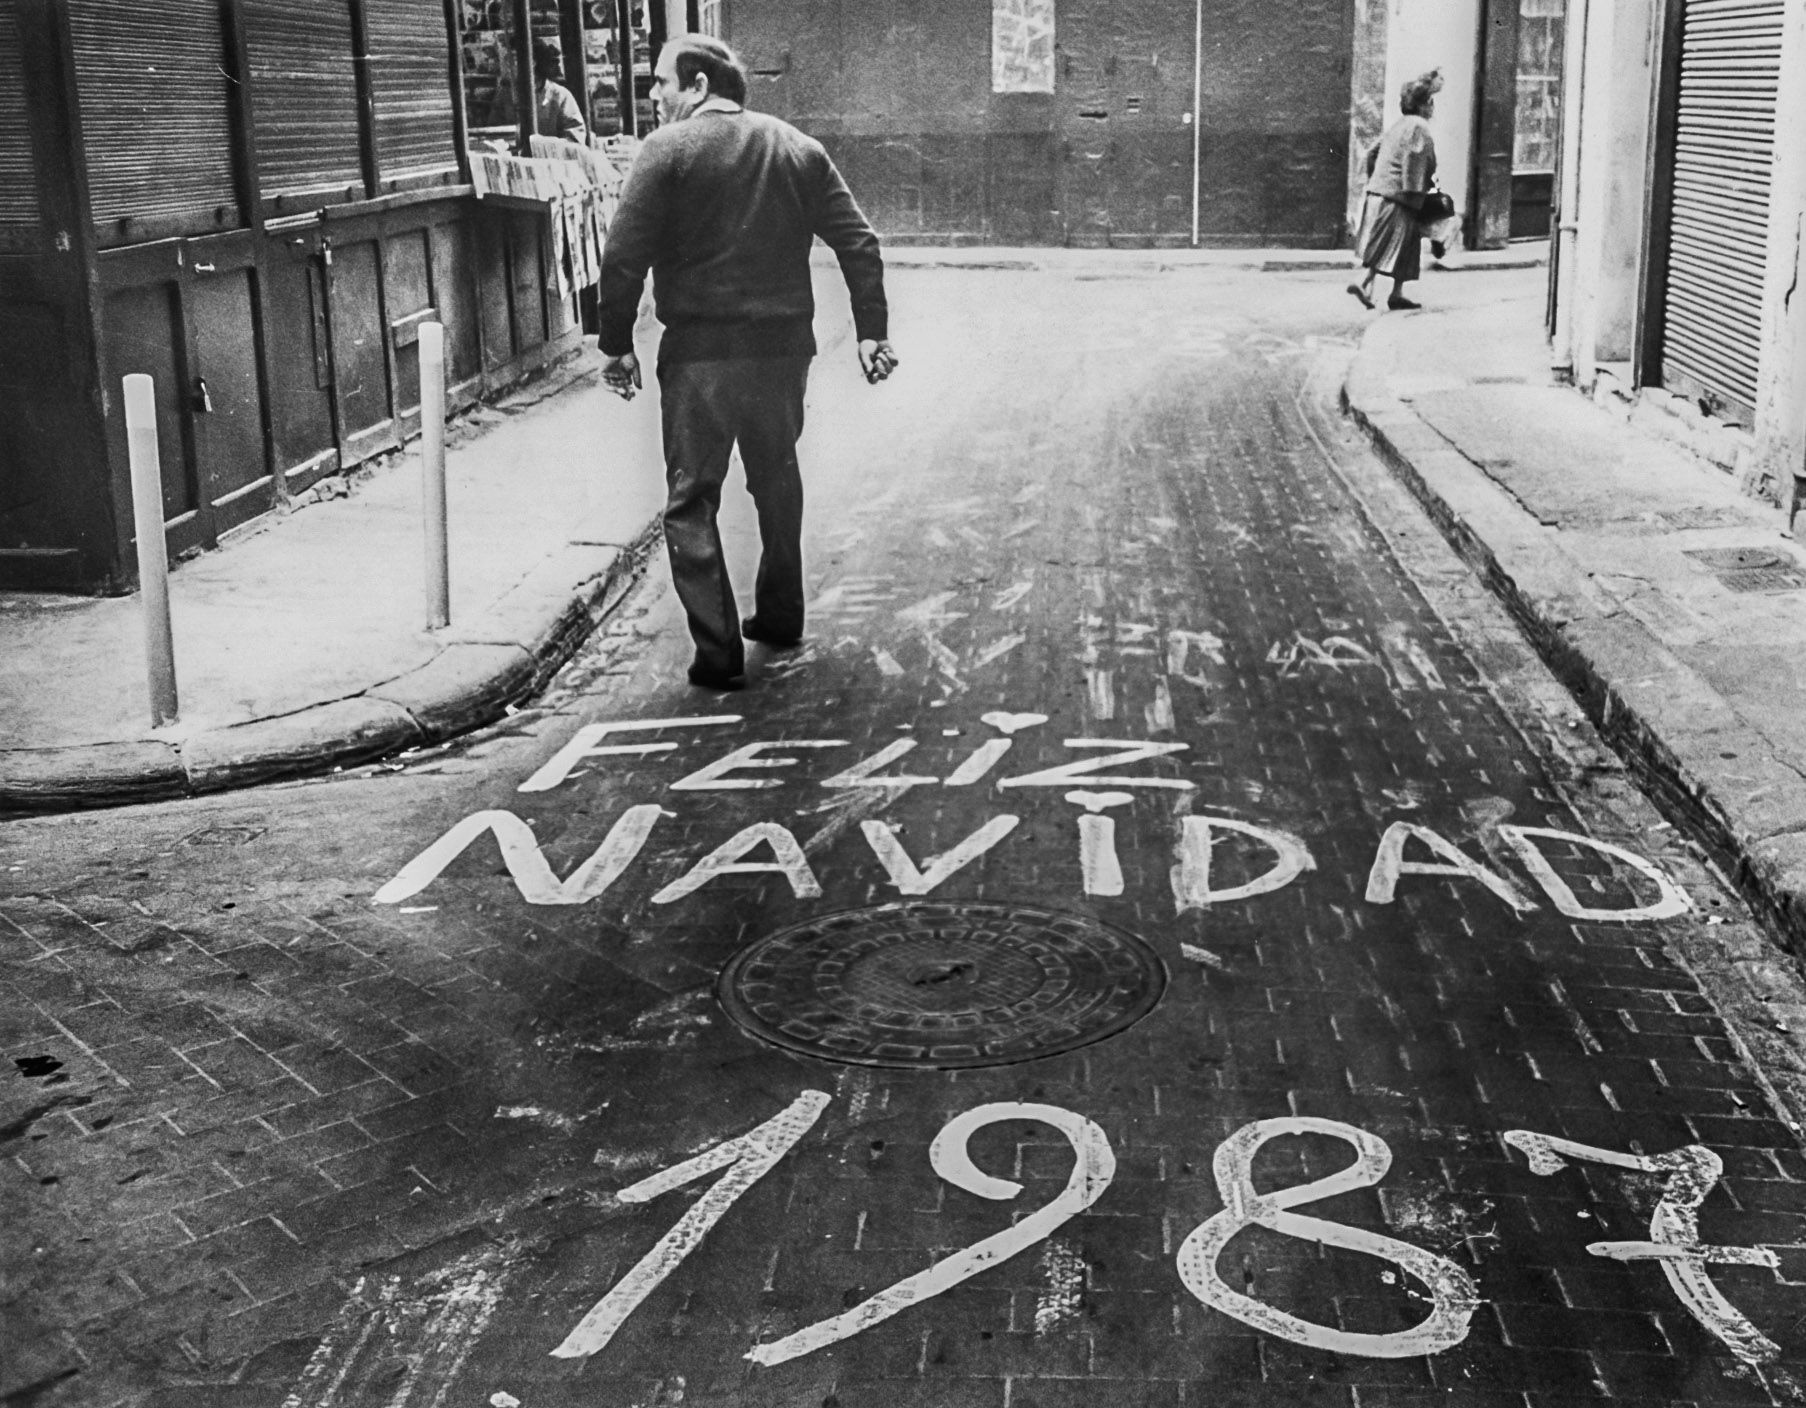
1354, 192, 1421, 281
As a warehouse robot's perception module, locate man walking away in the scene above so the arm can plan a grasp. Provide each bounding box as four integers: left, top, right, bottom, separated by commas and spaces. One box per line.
595, 36, 897, 691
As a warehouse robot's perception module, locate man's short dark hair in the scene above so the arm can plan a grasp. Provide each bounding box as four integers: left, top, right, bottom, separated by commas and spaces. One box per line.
667, 35, 748, 105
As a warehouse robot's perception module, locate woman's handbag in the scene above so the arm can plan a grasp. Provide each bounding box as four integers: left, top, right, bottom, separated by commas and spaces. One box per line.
1420, 189, 1456, 223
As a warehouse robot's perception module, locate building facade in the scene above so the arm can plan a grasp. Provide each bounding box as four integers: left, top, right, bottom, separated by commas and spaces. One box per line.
1550, 0, 1805, 506
0, 0, 692, 595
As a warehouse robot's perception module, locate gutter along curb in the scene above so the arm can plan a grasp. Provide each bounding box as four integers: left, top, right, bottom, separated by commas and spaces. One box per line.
0, 522, 660, 817
1341, 345, 1806, 958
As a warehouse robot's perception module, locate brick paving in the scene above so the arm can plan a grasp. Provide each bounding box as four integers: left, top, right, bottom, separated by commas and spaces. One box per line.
4, 265, 1806, 1405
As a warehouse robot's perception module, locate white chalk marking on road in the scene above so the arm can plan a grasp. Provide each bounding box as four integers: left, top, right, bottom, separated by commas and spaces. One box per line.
1034, 1237, 1087, 1334
1267, 634, 1384, 679
1497, 826, 1691, 921
1388, 626, 1446, 692
1171, 815, 1316, 912
747, 1102, 1115, 1366
651, 823, 822, 903
518, 716, 742, 792
897, 591, 966, 626
957, 525, 989, 550
973, 632, 1028, 667
942, 738, 1014, 787
494, 1105, 577, 1131
980, 711, 1048, 735
1077, 816, 1123, 895
871, 646, 906, 677
920, 630, 963, 679
926, 526, 953, 549
1165, 629, 1225, 687
862, 815, 1021, 894
1179, 943, 1230, 972
992, 579, 1035, 611
1012, 483, 1047, 505
1504, 1130, 1779, 1365
670, 740, 847, 791
1177, 1117, 1479, 1358
1145, 677, 1175, 734
1066, 791, 1133, 896
1002, 518, 1040, 541
553, 1091, 830, 1360
820, 739, 937, 790
810, 578, 895, 618
389, 1259, 508, 1408
282, 1276, 391, 1408
374, 805, 663, 906
1086, 668, 1116, 721
1364, 822, 1537, 914
1001, 740, 1195, 791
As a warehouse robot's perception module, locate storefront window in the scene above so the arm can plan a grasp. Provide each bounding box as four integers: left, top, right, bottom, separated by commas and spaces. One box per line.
583, 1, 652, 137
1514, 0, 1564, 172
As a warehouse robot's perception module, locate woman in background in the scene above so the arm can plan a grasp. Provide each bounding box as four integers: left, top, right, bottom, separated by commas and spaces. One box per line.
1349, 69, 1444, 312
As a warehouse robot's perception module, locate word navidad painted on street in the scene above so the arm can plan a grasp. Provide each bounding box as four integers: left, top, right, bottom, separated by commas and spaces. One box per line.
375, 714, 1693, 921
551, 1094, 1781, 1370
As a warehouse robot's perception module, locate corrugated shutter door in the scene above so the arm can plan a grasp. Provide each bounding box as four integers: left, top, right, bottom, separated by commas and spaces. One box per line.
245, 0, 364, 203
367, 0, 459, 182
68, 0, 238, 233
1661, 0, 1783, 411
0, 0, 38, 240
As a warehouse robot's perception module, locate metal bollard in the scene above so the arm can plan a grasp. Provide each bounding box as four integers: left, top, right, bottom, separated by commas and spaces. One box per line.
418, 321, 450, 629
122, 375, 179, 727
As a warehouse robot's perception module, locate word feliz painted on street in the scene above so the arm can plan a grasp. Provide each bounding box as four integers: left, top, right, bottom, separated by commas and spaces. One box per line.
549, 1094, 1781, 1370
375, 713, 1691, 920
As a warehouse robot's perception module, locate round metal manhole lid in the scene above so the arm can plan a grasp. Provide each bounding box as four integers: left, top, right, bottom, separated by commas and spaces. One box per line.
717, 901, 1168, 1069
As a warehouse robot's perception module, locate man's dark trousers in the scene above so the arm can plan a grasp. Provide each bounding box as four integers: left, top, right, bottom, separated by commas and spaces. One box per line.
659, 355, 811, 679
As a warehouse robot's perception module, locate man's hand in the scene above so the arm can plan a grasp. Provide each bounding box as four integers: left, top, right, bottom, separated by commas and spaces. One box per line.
858, 339, 898, 385
601, 351, 642, 400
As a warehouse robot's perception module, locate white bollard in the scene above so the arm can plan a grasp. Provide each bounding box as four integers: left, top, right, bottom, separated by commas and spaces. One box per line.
419, 321, 450, 629
122, 375, 178, 727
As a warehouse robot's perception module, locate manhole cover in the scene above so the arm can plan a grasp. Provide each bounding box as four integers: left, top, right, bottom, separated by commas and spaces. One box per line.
717, 901, 1167, 1069
1683, 546, 1806, 592
1685, 546, 1788, 571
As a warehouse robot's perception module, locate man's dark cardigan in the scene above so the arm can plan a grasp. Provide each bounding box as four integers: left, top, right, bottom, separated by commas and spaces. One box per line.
595, 107, 888, 368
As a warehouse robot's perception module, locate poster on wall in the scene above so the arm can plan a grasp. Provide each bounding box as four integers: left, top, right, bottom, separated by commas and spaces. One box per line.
992, 0, 1055, 93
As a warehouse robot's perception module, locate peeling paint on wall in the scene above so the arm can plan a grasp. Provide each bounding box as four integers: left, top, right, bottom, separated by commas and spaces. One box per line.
994, 0, 1056, 92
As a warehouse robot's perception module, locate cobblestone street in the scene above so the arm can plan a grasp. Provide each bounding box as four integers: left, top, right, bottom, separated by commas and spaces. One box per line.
7, 262, 1806, 1407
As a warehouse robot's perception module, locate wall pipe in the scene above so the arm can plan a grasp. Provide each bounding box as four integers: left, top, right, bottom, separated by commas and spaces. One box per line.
1551, 0, 1588, 375
1190, 0, 1203, 247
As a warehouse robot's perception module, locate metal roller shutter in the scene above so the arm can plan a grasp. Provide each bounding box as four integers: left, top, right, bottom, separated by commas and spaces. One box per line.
0, 0, 37, 240
366, 0, 459, 182
68, 0, 238, 236
1659, 0, 1784, 412
244, 0, 364, 203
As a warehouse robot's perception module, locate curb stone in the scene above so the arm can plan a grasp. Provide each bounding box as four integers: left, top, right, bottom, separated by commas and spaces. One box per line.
0, 520, 660, 817
1342, 345, 1806, 959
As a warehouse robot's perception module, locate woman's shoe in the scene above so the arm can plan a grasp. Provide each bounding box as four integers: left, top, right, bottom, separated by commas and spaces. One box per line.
1386, 295, 1422, 311
1347, 282, 1375, 310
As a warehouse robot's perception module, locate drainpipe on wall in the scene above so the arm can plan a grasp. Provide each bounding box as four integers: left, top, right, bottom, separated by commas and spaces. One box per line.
1551, 0, 1588, 377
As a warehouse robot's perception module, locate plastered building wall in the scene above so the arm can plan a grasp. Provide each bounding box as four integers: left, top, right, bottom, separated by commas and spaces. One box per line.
1750, 0, 1806, 501
725, 0, 1358, 246
1380, 0, 1479, 221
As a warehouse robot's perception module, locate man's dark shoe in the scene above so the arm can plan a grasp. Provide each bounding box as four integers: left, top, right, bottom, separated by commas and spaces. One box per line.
687, 664, 747, 691
742, 617, 803, 649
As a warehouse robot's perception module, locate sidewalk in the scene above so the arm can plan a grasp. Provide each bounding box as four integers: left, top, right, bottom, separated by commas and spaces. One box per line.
1343, 268, 1806, 954
0, 351, 667, 813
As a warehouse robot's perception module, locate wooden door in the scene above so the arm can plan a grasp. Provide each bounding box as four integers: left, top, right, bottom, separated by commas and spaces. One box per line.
185, 239, 274, 534
100, 280, 210, 561
324, 236, 396, 462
